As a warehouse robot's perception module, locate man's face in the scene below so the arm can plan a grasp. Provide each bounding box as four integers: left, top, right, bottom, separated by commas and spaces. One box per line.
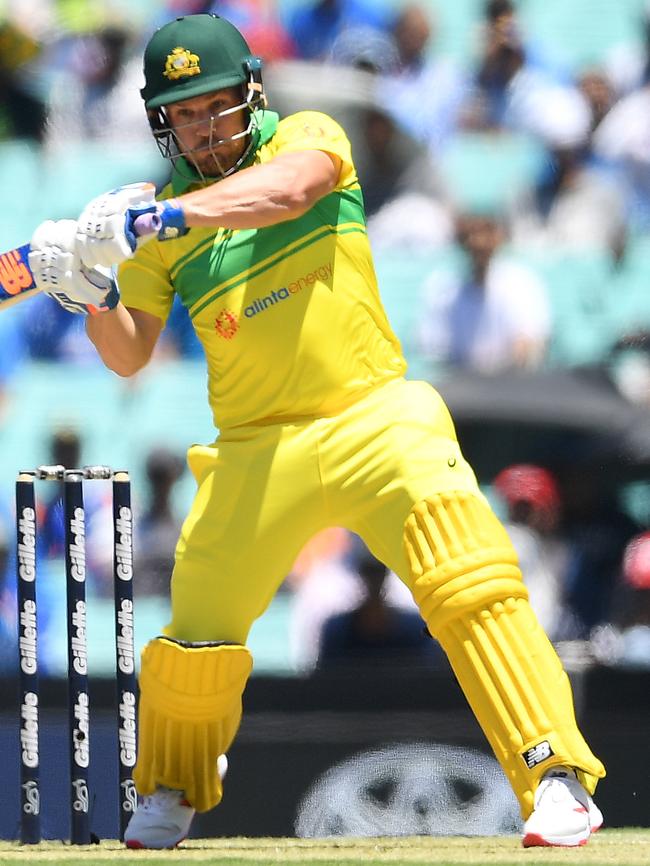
165, 86, 248, 176
457, 214, 504, 268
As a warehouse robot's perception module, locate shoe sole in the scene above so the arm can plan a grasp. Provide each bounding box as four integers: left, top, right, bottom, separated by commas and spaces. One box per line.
523, 832, 589, 848
125, 835, 187, 850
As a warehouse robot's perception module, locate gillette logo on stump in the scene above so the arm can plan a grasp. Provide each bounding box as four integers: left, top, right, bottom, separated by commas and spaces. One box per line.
70, 600, 87, 676
68, 507, 86, 582
118, 691, 137, 768
115, 507, 133, 582
116, 599, 135, 675
73, 692, 90, 768
20, 599, 37, 675
20, 691, 39, 769
17, 507, 36, 582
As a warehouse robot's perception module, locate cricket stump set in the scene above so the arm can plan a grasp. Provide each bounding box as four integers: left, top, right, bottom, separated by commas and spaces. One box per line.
16, 465, 137, 844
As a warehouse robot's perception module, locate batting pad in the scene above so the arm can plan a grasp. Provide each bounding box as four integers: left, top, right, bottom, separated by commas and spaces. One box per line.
134, 637, 253, 812
404, 492, 605, 818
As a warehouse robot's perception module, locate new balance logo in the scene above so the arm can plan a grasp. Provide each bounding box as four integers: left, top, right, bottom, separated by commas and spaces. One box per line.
523, 741, 554, 768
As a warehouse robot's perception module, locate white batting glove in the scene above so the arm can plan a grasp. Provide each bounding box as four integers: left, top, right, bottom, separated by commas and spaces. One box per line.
29, 219, 120, 314
76, 182, 158, 269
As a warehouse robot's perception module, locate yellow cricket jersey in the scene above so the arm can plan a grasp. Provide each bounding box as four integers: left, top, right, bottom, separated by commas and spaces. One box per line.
118, 110, 406, 430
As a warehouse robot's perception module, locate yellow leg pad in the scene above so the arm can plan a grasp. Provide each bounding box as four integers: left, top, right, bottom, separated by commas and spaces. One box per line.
404, 493, 605, 818
133, 637, 253, 812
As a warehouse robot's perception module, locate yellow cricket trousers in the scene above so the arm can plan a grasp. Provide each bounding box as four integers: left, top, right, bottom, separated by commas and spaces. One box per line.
166, 377, 480, 643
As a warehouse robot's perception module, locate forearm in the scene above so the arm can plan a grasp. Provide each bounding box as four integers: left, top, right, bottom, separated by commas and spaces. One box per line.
176, 152, 337, 230
86, 304, 156, 376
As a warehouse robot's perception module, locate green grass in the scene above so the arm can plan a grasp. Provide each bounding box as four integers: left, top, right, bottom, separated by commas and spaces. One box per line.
0, 831, 649, 866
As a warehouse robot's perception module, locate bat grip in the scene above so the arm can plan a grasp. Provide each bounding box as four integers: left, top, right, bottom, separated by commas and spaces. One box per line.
132, 212, 162, 238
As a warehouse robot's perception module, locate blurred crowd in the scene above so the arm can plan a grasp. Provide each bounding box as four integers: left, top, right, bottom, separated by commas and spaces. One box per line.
2, 0, 650, 671
3, 0, 650, 372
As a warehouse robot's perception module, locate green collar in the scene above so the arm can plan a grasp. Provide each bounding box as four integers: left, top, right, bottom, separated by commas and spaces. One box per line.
171, 110, 279, 196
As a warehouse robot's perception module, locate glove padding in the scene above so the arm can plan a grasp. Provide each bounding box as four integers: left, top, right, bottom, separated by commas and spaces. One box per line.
76, 182, 158, 269
29, 219, 119, 314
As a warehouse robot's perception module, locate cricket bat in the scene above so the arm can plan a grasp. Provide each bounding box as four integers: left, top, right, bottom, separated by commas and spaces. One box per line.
0, 212, 161, 311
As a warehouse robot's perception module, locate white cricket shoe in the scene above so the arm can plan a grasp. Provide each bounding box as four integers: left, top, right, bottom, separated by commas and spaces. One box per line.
522, 766, 602, 848
124, 754, 228, 849
589, 796, 604, 833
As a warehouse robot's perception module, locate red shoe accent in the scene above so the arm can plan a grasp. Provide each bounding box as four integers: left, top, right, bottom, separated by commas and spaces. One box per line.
125, 836, 186, 850
523, 833, 588, 848
523, 833, 552, 848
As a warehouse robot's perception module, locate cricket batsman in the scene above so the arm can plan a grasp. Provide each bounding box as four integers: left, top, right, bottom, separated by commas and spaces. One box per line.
27, 13, 605, 849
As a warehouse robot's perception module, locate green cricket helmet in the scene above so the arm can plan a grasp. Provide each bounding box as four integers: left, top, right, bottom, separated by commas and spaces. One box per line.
141, 13, 267, 179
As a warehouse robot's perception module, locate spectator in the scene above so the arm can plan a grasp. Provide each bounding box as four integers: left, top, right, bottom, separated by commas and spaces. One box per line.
493, 464, 568, 640
134, 447, 186, 599
592, 79, 650, 232
354, 107, 441, 218
462, 0, 586, 142
322, 12, 449, 237
287, 0, 393, 61
287, 527, 419, 673
510, 86, 626, 252
557, 469, 640, 640
417, 209, 551, 373
577, 67, 617, 134
45, 24, 155, 148
328, 24, 399, 74
316, 536, 443, 669
382, 4, 467, 148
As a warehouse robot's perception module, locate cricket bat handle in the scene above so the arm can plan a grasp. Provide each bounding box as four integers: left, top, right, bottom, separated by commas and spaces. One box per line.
132, 211, 162, 238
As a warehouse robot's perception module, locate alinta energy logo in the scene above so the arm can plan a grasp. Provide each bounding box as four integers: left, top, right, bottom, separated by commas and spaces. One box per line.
215, 308, 239, 340
214, 262, 333, 336
244, 261, 333, 320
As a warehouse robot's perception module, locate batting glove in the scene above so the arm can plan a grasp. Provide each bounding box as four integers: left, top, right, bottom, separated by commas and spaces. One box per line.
29, 219, 120, 314
76, 182, 159, 269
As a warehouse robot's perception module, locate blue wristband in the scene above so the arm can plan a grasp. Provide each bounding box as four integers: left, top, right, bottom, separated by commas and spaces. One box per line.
157, 199, 188, 241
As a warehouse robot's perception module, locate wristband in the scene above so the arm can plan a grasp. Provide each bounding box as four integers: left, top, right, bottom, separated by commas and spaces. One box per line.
156, 199, 188, 241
